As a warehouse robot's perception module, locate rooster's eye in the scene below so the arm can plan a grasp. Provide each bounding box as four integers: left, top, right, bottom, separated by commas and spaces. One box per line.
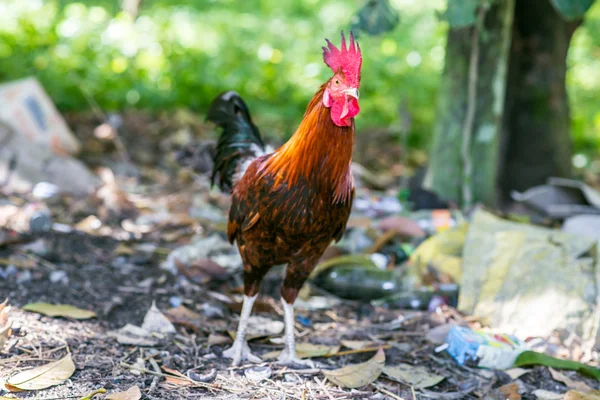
334, 79, 340, 86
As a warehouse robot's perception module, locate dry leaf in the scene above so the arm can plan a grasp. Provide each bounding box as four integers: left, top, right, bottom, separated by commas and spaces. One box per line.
166, 305, 203, 332
5, 353, 75, 391
498, 382, 521, 400
505, 368, 530, 380
549, 368, 593, 393
425, 323, 454, 344
175, 258, 229, 284
114, 243, 134, 256
262, 343, 340, 360
105, 386, 142, 400
383, 363, 444, 389
564, 390, 600, 400
74, 215, 103, 234
106, 324, 158, 346
0, 299, 12, 350
78, 388, 107, 400
23, 303, 96, 319
162, 366, 193, 387
323, 347, 385, 388
207, 332, 231, 346
141, 302, 175, 334
340, 340, 375, 350
532, 389, 564, 400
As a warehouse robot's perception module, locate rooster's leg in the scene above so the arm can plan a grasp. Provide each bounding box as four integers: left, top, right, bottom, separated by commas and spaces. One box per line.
278, 264, 315, 368
277, 298, 314, 367
222, 293, 261, 366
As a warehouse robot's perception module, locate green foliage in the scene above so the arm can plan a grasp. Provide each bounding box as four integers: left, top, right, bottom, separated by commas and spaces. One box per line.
567, 1, 600, 158
351, 0, 400, 37
515, 350, 600, 380
550, 0, 596, 20
0, 0, 598, 157
439, 0, 479, 28
0, 0, 445, 144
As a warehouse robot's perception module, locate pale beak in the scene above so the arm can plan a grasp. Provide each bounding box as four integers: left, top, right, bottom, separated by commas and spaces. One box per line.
344, 88, 359, 100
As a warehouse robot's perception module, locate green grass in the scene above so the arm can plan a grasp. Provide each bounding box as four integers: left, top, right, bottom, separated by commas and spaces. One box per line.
0, 0, 598, 157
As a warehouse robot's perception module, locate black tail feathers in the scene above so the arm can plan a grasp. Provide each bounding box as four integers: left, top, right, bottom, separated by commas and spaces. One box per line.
208, 91, 266, 192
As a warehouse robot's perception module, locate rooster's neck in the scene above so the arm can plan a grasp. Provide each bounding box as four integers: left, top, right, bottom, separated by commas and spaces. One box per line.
262, 84, 354, 203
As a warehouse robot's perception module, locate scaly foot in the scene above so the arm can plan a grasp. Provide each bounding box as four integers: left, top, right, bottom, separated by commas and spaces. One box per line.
277, 349, 315, 368
223, 341, 262, 366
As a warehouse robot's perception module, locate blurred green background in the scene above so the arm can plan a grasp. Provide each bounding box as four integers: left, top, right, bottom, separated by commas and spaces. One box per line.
0, 0, 598, 154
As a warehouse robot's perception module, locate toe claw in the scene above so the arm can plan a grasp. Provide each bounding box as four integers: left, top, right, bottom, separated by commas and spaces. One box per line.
223, 341, 262, 366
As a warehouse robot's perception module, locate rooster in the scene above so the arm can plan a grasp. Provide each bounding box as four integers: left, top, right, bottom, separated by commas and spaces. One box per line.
208, 32, 362, 366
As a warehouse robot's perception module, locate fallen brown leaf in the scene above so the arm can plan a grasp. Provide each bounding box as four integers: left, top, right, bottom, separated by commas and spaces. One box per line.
161, 366, 196, 387
340, 340, 375, 350
5, 353, 75, 391
0, 299, 12, 350
323, 347, 385, 389
549, 368, 593, 393
165, 305, 203, 332
498, 382, 521, 400
564, 390, 600, 400
105, 386, 142, 400
23, 303, 96, 320
174, 257, 228, 284
383, 363, 444, 389
141, 302, 175, 334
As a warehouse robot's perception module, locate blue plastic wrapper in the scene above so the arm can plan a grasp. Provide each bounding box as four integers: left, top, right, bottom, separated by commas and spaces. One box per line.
445, 326, 526, 370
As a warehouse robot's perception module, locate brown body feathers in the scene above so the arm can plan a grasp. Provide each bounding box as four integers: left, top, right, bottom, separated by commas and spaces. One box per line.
227, 84, 355, 303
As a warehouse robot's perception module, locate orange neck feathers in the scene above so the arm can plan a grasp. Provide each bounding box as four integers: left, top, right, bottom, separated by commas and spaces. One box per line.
262, 84, 354, 203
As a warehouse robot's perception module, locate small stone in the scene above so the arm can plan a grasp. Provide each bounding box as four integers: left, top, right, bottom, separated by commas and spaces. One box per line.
16, 270, 32, 284
284, 374, 300, 383
245, 366, 272, 382
0, 265, 18, 280
21, 239, 49, 256
201, 302, 225, 319
111, 256, 128, 268
49, 270, 68, 284
169, 296, 182, 308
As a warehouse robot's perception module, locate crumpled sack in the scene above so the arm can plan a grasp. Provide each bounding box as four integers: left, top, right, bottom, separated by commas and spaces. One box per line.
459, 209, 600, 350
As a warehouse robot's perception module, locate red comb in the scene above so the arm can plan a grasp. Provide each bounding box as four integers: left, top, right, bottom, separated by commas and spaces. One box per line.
322, 31, 362, 87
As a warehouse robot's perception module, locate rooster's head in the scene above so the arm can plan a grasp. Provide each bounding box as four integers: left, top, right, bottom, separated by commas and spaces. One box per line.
322, 31, 362, 127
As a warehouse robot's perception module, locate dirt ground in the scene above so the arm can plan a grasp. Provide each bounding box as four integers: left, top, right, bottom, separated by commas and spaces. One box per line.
1, 111, 599, 399
2, 227, 597, 400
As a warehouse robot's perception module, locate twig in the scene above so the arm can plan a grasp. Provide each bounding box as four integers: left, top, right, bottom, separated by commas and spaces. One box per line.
21, 252, 57, 271
315, 377, 336, 400
119, 361, 235, 392
78, 388, 106, 400
276, 368, 321, 376
0, 357, 60, 365
119, 361, 170, 378
411, 386, 417, 400
325, 345, 391, 358
373, 383, 406, 400
461, 1, 488, 209
148, 356, 161, 394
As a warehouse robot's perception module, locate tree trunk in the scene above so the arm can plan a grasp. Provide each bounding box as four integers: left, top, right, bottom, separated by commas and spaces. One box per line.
499, 0, 580, 201
425, 0, 515, 207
